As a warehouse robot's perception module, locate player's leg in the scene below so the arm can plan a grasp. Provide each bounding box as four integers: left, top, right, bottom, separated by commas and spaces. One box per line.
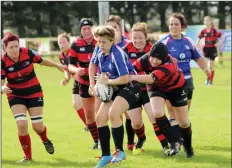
149, 91, 180, 156
95, 101, 113, 168
109, 95, 129, 163
72, 80, 87, 129
27, 97, 54, 155
169, 88, 193, 158
80, 84, 98, 149
127, 107, 146, 155
124, 112, 135, 151
9, 97, 31, 163
144, 102, 169, 155
209, 48, 217, 85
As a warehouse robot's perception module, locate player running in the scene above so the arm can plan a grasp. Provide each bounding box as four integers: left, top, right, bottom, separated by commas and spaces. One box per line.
1, 32, 65, 163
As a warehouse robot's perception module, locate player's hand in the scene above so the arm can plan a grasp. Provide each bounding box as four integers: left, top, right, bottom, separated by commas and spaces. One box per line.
61, 78, 69, 86
1, 85, 12, 94
88, 85, 97, 96
76, 68, 85, 76
97, 73, 109, 84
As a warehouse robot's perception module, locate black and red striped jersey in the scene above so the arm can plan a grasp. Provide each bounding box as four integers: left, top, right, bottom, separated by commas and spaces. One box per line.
68, 37, 97, 85
59, 50, 69, 66
1, 47, 43, 98
124, 41, 152, 64
133, 54, 185, 92
198, 27, 221, 48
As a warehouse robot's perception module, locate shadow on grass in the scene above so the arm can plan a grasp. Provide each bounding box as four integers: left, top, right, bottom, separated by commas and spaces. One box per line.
142, 148, 231, 167
2, 157, 95, 168
198, 145, 231, 152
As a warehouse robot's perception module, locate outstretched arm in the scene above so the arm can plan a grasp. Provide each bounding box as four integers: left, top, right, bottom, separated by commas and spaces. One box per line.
130, 74, 154, 84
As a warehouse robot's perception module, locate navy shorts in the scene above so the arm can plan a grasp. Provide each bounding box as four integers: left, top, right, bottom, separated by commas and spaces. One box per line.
203, 47, 217, 61
8, 96, 44, 108
183, 78, 194, 100
148, 87, 187, 107
112, 82, 141, 110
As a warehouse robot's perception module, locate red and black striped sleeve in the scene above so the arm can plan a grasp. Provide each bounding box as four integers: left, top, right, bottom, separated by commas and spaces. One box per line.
151, 67, 169, 82
133, 53, 150, 73
1, 59, 6, 80
198, 29, 205, 38
215, 29, 222, 37
27, 49, 43, 63
68, 42, 78, 66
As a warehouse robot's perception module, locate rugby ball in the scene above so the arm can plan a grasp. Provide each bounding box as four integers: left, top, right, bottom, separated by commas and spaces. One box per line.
95, 83, 114, 102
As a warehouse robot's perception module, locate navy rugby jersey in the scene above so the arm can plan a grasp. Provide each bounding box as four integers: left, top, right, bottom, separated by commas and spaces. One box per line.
1, 47, 43, 98
91, 45, 136, 80
159, 34, 201, 79
117, 35, 130, 49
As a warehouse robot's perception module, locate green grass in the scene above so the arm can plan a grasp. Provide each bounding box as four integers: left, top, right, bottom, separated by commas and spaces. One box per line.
2, 57, 231, 168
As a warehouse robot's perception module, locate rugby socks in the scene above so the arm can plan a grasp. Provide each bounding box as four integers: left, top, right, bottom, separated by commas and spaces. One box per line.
155, 115, 178, 143
179, 124, 192, 150
98, 126, 111, 156
153, 122, 169, 148
18, 134, 32, 160
37, 126, 48, 142
125, 119, 135, 145
76, 108, 86, 125
112, 125, 124, 151
87, 122, 99, 143
169, 119, 181, 143
210, 70, 215, 84
133, 124, 146, 142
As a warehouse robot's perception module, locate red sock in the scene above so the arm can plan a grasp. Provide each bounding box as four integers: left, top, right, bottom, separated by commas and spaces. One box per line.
18, 134, 32, 160
210, 70, 215, 84
76, 108, 86, 125
153, 123, 168, 148
38, 126, 48, 142
87, 122, 99, 143
133, 124, 146, 141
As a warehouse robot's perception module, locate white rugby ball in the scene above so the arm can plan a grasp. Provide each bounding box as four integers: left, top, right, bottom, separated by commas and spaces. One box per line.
95, 83, 114, 102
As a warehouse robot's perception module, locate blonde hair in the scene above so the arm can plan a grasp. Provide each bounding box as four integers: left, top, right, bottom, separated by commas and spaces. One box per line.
204, 16, 214, 27
131, 22, 148, 38
57, 32, 70, 42
93, 25, 115, 41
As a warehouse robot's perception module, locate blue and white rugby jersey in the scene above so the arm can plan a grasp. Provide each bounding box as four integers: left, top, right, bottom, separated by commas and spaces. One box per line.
117, 35, 130, 49
91, 44, 136, 80
159, 34, 201, 79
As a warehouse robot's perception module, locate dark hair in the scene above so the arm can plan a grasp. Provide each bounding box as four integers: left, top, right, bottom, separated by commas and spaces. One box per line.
170, 13, 187, 29
105, 15, 121, 26
79, 18, 94, 30
150, 43, 168, 63
2, 32, 19, 47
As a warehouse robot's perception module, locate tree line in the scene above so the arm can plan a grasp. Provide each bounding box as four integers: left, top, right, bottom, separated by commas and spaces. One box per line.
1, 1, 231, 38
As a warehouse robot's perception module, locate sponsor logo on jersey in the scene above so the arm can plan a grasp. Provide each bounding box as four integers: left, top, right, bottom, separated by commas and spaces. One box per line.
179, 53, 186, 59
8, 66, 14, 72
130, 53, 137, 58
80, 47, 85, 52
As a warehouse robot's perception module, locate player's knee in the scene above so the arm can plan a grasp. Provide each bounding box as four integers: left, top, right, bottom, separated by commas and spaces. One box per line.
131, 120, 143, 129
109, 107, 121, 122
14, 113, 28, 133
73, 101, 81, 110
178, 120, 190, 128
152, 108, 164, 118
30, 115, 43, 133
